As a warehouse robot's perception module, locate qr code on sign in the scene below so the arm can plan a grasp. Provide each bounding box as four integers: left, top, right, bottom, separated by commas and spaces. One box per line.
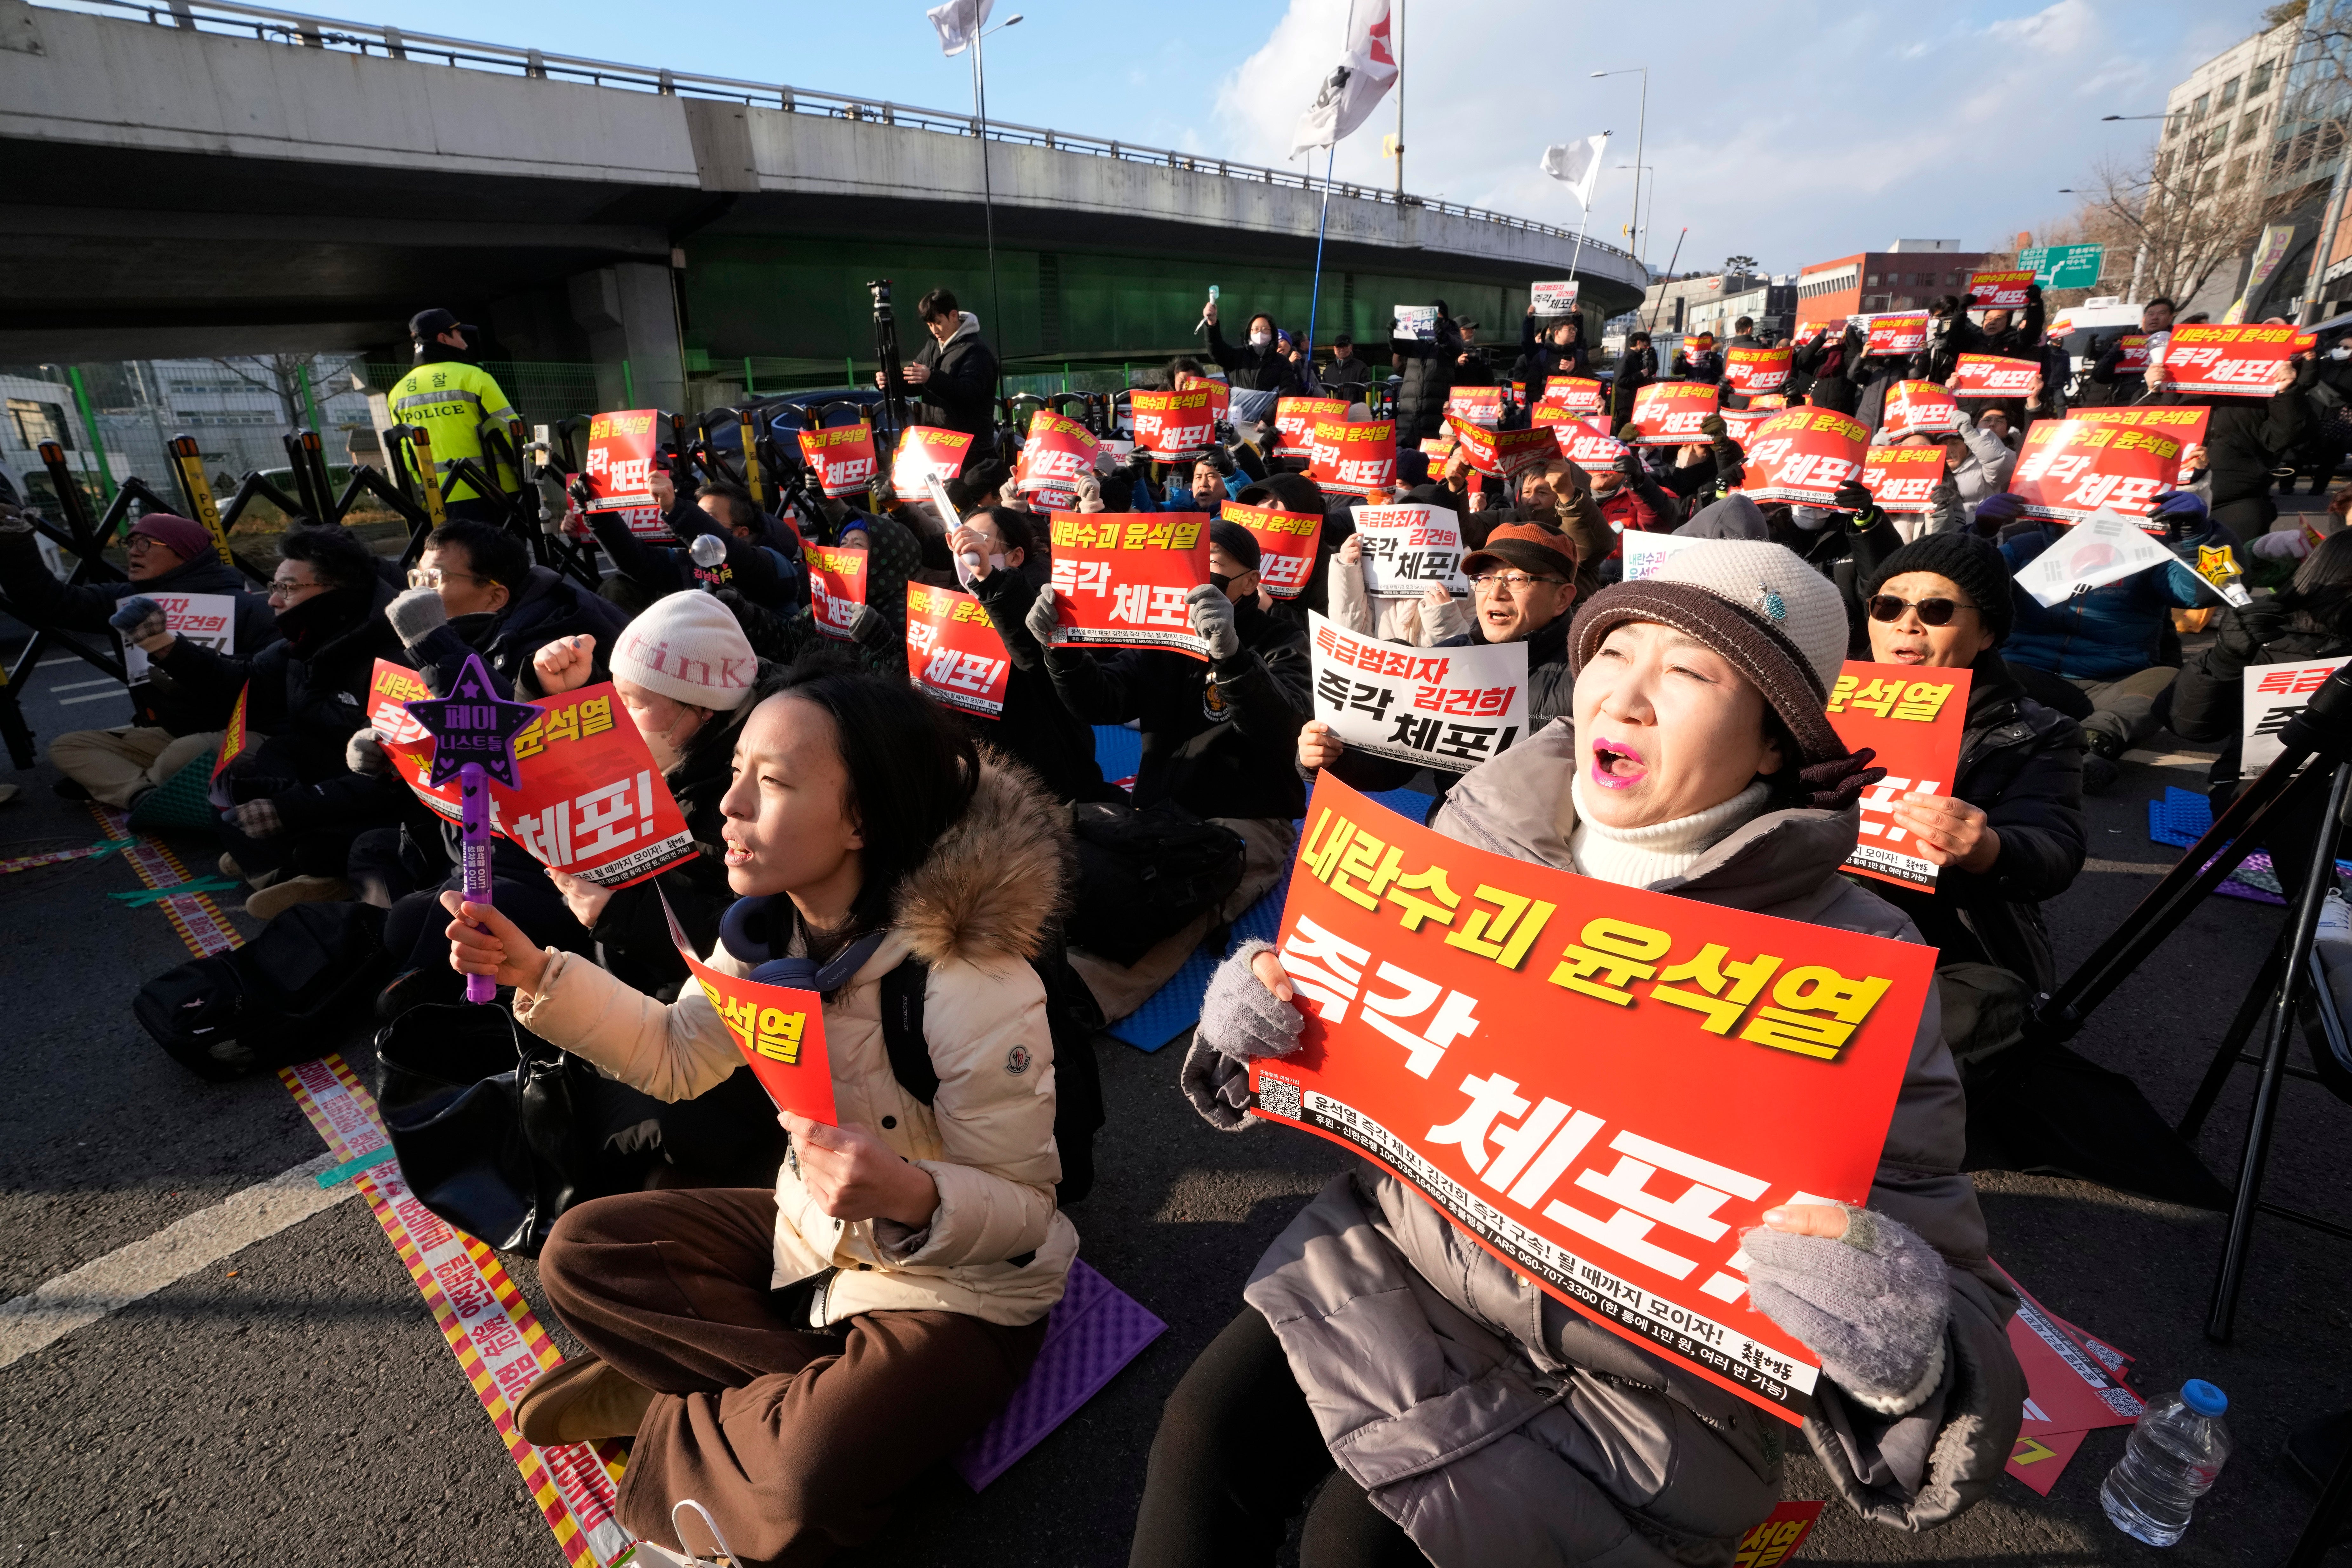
1256, 1071, 1302, 1121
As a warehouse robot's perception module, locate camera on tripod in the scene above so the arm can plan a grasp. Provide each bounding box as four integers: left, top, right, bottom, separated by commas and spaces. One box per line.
870, 279, 909, 442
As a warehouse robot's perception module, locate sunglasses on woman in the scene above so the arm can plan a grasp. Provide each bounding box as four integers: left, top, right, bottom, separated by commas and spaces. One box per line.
1867, 594, 1974, 627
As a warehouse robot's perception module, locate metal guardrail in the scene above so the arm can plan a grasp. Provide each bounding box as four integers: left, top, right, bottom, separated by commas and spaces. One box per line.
32, 0, 1641, 266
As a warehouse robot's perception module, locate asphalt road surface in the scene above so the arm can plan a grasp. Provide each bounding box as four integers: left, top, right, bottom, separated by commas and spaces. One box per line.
3, 637, 2348, 1568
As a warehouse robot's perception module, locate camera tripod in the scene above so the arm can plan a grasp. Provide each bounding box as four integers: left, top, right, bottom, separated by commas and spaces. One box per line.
2027, 662, 2352, 1343
869, 279, 910, 447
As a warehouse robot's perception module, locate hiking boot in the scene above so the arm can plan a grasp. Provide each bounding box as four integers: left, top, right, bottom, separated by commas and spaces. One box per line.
243, 874, 353, 921
513, 1357, 654, 1445
2082, 751, 2120, 795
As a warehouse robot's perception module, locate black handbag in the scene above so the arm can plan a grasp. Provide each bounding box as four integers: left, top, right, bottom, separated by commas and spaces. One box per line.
373, 1003, 611, 1256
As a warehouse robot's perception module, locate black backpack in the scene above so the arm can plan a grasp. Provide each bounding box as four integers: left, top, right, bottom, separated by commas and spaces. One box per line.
1067, 802, 1246, 965
133, 901, 392, 1081
876, 942, 1107, 1205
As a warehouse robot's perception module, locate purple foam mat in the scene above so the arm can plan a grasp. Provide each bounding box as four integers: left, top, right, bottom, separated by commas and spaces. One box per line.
953, 1258, 1167, 1490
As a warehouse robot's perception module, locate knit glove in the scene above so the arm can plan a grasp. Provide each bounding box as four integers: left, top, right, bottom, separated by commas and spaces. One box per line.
1025, 585, 1064, 652
846, 603, 895, 650
1188, 582, 1241, 660
1831, 480, 1881, 530
0, 503, 31, 536
1698, 413, 1728, 439
386, 586, 449, 648
346, 727, 390, 777
1180, 941, 1303, 1132
109, 596, 170, 649
230, 798, 283, 839
1742, 1203, 1951, 1416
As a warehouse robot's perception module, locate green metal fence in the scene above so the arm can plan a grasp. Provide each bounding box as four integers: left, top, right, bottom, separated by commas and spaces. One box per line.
362, 360, 607, 431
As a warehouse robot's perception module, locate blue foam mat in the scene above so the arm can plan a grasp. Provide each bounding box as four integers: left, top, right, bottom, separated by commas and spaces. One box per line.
1093, 724, 1142, 785
2146, 786, 2352, 905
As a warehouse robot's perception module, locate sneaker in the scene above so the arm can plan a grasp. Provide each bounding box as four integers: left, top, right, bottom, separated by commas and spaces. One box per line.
51, 777, 91, 801
243, 874, 353, 921
2082, 752, 2121, 795
0, 783, 17, 807
512, 1357, 654, 1445
218, 852, 244, 880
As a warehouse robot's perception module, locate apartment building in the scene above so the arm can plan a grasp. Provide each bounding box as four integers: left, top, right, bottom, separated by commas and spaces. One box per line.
1792, 240, 2004, 328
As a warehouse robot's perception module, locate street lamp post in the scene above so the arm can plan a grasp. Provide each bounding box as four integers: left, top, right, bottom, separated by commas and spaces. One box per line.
1591, 66, 1648, 272
971, 13, 1023, 354
1615, 163, 1655, 268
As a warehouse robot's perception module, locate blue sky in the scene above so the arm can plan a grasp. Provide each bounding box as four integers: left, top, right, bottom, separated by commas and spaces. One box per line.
346, 0, 2251, 275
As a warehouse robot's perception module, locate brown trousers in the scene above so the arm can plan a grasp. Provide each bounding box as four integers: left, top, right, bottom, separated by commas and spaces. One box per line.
538, 1189, 1045, 1567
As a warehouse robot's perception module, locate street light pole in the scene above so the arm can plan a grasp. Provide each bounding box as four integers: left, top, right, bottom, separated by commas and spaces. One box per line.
1592, 67, 1648, 272
1616, 163, 1654, 266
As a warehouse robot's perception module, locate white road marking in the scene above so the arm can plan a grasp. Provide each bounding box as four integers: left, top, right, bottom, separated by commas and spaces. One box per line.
58, 691, 130, 705
37, 656, 82, 667
0, 1152, 360, 1368
49, 676, 125, 693
2123, 749, 2218, 772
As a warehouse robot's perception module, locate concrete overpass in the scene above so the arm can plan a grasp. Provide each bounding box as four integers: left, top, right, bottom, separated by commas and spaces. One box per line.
0, 0, 1649, 408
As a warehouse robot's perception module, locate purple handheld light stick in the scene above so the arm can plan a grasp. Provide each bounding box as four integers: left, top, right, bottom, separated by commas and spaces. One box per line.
404, 651, 539, 1004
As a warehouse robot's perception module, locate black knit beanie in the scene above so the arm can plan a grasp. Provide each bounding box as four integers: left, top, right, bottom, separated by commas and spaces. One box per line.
1860, 531, 2015, 647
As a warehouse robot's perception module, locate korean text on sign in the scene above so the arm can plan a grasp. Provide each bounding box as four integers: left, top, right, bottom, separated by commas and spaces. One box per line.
123, 591, 236, 682
1447, 418, 1558, 481
1540, 376, 1605, 415
889, 425, 973, 493
1551, 417, 1628, 474
2157, 324, 2297, 397
663, 895, 838, 1124
905, 582, 1012, 719
1274, 397, 1349, 461
583, 409, 661, 511
1308, 611, 1529, 774
2242, 656, 2352, 774
1825, 661, 1973, 890
807, 544, 870, 641
1046, 514, 1212, 658
1307, 418, 1399, 497
1223, 500, 1321, 601
1015, 411, 1099, 509
1859, 447, 1946, 514
799, 423, 878, 499
1529, 279, 1580, 315
1945, 355, 2041, 399
1627, 382, 1719, 446
1740, 409, 1867, 506
1966, 270, 2035, 311
2011, 413, 2192, 526
1723, 348, 1792, 397
1445, 386, 1504, 428
1251, 776, 1932, 1426
1353, 503, 1466, 595
1880, 381, 1964, 438
1865, 312, 1929, 357
1131, 388, 1217, 463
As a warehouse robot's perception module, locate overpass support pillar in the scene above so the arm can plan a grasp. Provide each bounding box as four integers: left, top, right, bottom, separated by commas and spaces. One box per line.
569, 263, 685, 413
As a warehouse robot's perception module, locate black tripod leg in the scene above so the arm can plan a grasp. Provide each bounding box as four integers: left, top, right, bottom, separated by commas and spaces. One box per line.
2179, 935, 2289, 1141
2285, 1421, 2352, 1568
2208, 760, 2352, 1344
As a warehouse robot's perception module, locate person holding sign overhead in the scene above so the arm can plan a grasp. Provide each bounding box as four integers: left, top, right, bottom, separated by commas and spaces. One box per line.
441, 663, 1075, 1565
1141, 540, 2021, 1568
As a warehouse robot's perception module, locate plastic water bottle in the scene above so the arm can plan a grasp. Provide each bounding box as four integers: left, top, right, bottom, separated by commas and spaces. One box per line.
2100, 1380, 2231, 1546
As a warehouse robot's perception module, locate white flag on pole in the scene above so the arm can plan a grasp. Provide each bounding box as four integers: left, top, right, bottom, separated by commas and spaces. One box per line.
1290, 0, 1399, 157
1539, 134, 1610, 209
926, 0, 992, 56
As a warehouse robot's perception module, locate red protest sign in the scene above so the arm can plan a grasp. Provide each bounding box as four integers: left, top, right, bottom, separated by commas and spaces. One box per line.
1880, 381, 1965, 438
1251, 775, 1934, 1427
1444, 386, 1505, 428
2158, 323, 2297, 395
1796, 317, 1848, 340
1967, 269, 2035, 311
1015, 411, 1099, 510
211, 683, 250, 784
905, 582, 1011, 718
1865, 313, 1929, 357
1825, 662, 1974, 889
2115, 334, 2150, 373
1627, 382, 1719, 445
1223, 499, 1321, 600
583, 409, 661, 511
1131, 388, 1217, 463
1274, 397, 1349, 461
1734, 1501, 1826, 1568
664, 897, 837, 1125
2012, 410, 2203, 527
1045, 512, 1211, 657
1173, 371, 1231, 425
807, 544, 870, 640
1749, 393, 1789, 410
1992, 1260, 2144, 1495
369, 661, 698, 889
1307, 418, 1399, 497
799, 423, 879, 499
1723, 347, 1792, 397
1540, 376, 1605, 415
890, 425, 973, 493
613, 505, 678, 543
1859, 446, 1946, 513
1740, 408, 1868, 505
1446, 416, 1557, 480
1946, 354, 2042, 400
1719, 407, 1777, 446
1552, 416, 1628, 475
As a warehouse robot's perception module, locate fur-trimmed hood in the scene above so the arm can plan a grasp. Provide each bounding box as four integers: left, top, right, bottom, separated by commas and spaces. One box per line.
892, 747, 1072, 969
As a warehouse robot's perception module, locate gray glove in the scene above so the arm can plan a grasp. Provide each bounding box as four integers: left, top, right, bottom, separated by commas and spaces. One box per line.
1025, 585, 1064, 651
110, 596, 168, 646
0, 503, 31, 536
346, 727, 390, 776
1188, 581, 1242, 661
230, 798, 283, 839
1181, 941, 1303, 1132
847, 603, 895, 650
386, 585, 449, 648
1743, 1204, 1951, 1415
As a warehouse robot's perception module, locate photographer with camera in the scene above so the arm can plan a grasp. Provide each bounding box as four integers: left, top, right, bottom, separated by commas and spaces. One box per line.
878, 288, 998, 468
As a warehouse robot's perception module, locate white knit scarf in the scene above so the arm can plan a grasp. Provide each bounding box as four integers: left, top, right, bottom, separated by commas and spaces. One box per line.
1568, 776, 1773, 889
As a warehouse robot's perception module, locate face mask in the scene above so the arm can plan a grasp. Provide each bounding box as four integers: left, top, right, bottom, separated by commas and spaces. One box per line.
640, 703, 701, 773
1209, 571, 1236, 597
953, 550, 1010, 590
1250, 332, 1272, 349
2331, 346, 2351, 362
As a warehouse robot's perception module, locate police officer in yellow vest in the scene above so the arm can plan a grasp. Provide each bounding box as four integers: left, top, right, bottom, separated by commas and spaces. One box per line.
389, 309, 521, 522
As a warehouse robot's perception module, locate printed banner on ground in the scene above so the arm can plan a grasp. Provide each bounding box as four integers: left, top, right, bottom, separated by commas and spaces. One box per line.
1275, 397, 1350, 461
1132, 388, 1217, 463
1539, 376, 1606, 415
1250, 776, 1934, 1426
124, 591, 236, 682
582, 409, 660, 512
1967, 270, 2035, 311
1740, 409, 1868, 506
2243, 655, 2352, 774
906, 582, 1012, 719
1627, 382, 1719, 445
2157, 324, 2297, 396
1530, 280, 1581, 315
1445, 386, 1505, 428
1447, 417, 1558, 480
1223, 500, 1321, 600
1353, 502, 1466, 594
1825, 662, 1973, 889
1865, 313, 1930, 357
663, 895, 837, 1125
1723, 347, 1792, 398
1735, 1501, 1827, 1567
2012, 411, 2199, 526
1879, 381, 1965, 438
798, 423, 879, 499
2012, 512, 2181, 607
889, 426, 973, 493
1307, 418, 1399, 498
1046, 513, 1212, 657
807, 544, 870, 641
1014, 411, 1099, 510
369, 662, 696, 888
1860, 446, 1946, 513
1946, 354, 2041, 399
1307, 612, 1528, 774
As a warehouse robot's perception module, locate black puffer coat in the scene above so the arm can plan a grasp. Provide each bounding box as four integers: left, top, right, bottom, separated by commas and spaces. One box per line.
1389, 316, 1463, 444
963, 561, 1123, 804
2167, 601, 2352, 801
2143, 371, 2315, 508
1208, 320, 1305, 396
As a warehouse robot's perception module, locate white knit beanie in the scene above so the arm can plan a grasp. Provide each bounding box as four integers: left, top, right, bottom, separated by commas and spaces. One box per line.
1570, 539, 1850, 764
610, 590, 757, 712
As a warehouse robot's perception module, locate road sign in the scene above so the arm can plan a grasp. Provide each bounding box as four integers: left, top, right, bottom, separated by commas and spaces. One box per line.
2020, 244, 2105, 291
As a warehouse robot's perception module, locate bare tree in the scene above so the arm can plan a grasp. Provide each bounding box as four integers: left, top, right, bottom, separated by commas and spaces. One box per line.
204, 353, 328, 429
2028, 144, 2295, 309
